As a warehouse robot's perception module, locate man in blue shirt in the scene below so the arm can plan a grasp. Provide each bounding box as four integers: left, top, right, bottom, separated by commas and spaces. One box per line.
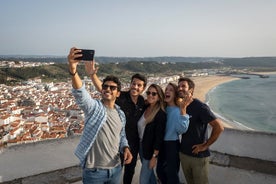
68, 47, 132, 184
178, 77, 224, 184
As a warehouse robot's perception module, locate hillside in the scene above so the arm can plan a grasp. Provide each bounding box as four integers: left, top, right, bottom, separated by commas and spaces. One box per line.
0, 57, 276, 85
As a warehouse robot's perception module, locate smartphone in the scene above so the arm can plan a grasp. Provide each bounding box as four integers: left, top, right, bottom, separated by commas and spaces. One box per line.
75, 49, 95, 61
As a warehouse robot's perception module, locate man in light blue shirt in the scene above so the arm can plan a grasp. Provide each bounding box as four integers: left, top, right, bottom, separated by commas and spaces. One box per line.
68, 47, 132, 184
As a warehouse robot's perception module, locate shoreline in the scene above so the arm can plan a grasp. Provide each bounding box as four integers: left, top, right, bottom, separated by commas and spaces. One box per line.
190, 75, 240, 129
254, 71, 276, 75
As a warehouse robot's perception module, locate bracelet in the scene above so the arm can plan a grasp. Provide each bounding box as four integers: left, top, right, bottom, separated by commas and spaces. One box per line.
123, 146, 130, 152
69, 70, 77, 76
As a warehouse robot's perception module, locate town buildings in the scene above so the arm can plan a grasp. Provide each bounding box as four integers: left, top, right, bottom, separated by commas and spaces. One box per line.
0, 72, 181, 148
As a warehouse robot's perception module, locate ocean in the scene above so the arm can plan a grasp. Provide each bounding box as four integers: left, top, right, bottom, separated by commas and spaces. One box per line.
206, 74, 276, 133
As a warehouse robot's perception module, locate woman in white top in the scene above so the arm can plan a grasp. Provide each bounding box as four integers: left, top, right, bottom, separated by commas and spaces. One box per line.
138, 84, 166, 184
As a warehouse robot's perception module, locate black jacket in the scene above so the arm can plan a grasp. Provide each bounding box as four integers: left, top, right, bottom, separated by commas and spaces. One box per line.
141, 109, 166, 160
116, 91, 145, 150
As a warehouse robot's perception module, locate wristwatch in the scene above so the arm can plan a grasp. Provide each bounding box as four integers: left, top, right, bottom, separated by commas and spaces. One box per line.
69, 70, 77, 76
152, 153, 158, 158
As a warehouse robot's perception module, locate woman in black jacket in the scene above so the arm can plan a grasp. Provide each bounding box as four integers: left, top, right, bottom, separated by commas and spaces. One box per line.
138, 84, 167, 184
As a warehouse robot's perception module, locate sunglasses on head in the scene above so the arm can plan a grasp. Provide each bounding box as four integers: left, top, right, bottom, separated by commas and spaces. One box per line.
146, 91, 157, 96
102, 84, 118, 91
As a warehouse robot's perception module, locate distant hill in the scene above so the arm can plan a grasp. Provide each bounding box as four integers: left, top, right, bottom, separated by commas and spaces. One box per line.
93, 56, 224, 63
0, 57, 276, 85
0, 55, 223, 63
0, 56, 68, 63
222, 57, 276, 68
0, 55, 275, 64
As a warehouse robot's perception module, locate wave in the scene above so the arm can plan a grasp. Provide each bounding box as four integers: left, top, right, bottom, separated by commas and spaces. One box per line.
206, 87, 254, 131
212, 111, 254, 131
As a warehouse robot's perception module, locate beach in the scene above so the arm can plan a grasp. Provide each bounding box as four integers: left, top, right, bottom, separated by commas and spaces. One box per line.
190, 75, 239, 128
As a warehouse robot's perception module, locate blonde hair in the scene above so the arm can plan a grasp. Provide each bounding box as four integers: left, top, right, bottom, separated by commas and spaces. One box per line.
145, 84, 165, 124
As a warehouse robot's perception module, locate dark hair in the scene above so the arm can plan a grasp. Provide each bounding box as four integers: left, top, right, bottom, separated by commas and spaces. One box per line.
131, 73, 147, 88
178, 77, 195, 90
102, 75, 121, 91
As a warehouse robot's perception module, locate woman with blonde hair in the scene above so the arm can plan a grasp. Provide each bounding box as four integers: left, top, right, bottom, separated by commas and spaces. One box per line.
138, 84, 166, 184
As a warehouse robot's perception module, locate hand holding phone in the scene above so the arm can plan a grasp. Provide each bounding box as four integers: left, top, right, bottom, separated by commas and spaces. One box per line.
178, 90, 193, 108
75, 49, 95, 61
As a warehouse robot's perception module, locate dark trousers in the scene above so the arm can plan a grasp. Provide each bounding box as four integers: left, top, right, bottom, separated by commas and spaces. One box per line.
122, 143, 139, 184
157, 140, 180, 184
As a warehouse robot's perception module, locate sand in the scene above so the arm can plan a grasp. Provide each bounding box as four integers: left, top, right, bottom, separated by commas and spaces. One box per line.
191, 75, 239, 102
190, 75, 240, 128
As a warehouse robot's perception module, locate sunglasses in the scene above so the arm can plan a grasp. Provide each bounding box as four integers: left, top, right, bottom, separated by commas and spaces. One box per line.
146, 91, 157, 96
102, 84, 118, 91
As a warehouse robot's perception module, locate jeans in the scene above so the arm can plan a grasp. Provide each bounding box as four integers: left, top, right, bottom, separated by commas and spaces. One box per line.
165, 140, 180, 184
139, 145, 157, 184
82, 164, 122, 184
157, 140, 180, 184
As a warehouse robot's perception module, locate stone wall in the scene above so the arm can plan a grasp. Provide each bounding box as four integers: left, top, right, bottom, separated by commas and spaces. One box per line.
0, 128, 276, 184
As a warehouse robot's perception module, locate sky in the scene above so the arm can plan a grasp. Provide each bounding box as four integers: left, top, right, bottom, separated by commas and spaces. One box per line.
0, 0, 275, 57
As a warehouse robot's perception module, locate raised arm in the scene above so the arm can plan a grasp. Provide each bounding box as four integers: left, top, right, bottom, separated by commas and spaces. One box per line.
68, 47, 83, 89
177, 92, 193, 134
85, 60, 102, 92
178, 91, 193, 115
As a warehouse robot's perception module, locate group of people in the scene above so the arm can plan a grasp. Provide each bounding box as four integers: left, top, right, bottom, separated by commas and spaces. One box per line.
68, 48, 224, 184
